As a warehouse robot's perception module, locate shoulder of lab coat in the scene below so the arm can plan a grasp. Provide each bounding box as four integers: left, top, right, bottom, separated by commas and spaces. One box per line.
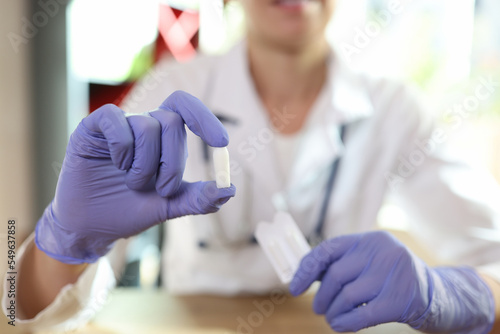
364, 73, 500, 276
394, 145, 500, 267
322, 60, 500, 282
1, 233, 129, 331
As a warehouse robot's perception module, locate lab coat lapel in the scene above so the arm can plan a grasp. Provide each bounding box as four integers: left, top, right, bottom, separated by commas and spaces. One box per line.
287, 53, 374, 185
323, 54, 379, 236
284, 52, 375, 234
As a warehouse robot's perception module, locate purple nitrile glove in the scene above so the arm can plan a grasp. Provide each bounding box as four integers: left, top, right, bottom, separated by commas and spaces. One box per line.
289, 231, 495, 333
35, 91, 236, 264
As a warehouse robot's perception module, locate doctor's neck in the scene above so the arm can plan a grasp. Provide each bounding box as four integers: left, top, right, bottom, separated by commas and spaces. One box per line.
247, 35, 329, 134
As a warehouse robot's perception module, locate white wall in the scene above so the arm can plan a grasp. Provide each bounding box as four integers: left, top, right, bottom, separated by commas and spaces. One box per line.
0, 0, 34, 330
0, 0, 34, 242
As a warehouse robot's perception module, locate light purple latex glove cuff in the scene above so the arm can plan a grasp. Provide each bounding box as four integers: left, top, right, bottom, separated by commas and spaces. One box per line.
35, 204, 116, 264
35, 91, 236, 264
409, 266, 495, 333
289, 231, 495, 333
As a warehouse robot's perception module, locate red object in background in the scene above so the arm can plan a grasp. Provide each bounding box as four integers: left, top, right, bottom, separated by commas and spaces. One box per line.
88, 82, 135, 113
157, 5, 199, 63
89, 5, 200, 113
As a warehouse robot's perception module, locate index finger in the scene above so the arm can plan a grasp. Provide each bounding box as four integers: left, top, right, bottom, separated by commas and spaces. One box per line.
289, 235, 357, 296
81, 104, 134, 170
158, 90, 229, 147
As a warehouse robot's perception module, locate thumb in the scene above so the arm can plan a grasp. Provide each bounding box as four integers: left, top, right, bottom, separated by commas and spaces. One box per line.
165, 181, 236, 219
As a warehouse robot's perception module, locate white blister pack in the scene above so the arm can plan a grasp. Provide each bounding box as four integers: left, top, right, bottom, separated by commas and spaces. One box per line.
255, 212, 311, 284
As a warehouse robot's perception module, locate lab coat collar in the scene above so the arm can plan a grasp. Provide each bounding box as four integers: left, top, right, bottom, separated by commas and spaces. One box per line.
327, 46, 375, 124
283, 44, 375, 208
212, 39, 375, 126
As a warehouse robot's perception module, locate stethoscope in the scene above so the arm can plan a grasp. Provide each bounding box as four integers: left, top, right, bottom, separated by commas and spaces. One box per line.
197, 114, 347, 250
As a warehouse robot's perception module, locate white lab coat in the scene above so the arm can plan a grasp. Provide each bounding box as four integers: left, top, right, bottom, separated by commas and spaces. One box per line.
4, 40, 500, 330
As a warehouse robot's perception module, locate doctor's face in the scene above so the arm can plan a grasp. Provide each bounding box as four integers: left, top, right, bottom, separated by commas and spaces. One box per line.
239, 0, 335, 50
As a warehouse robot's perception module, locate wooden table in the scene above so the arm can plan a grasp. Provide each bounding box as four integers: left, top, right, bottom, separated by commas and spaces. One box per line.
69, 288, 418, 334
76, 230, 428, 334
0, 288, 421, 334
0, 230, 427, 333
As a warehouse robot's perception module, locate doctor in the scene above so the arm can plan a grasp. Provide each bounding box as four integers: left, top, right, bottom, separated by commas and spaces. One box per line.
5, 0, 500, 332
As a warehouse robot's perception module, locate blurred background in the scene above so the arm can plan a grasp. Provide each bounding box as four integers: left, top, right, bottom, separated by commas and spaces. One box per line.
1, 0, 499, 283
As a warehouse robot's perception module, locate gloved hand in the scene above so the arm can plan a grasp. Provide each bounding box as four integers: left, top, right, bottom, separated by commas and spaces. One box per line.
290, 231, 495, 333
35, 91, 236, 264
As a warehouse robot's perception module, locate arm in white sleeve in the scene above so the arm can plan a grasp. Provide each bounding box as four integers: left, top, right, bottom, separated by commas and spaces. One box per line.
383, 84, 500, 280
374, 80, 500, 331
1, 233, 129, 332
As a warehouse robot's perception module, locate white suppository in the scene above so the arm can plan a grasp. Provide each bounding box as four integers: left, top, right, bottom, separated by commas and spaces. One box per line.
255, 212, 311, 284
213, 147, 231, 188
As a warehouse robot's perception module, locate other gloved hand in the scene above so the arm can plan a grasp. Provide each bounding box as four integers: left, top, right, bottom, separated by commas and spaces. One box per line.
35, 91, 236, 264
289, 231, 494, 333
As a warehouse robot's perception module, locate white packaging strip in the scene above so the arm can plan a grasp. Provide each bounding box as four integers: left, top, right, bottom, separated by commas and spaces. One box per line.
255, 212, 311, 284
213, 147, 231, 188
